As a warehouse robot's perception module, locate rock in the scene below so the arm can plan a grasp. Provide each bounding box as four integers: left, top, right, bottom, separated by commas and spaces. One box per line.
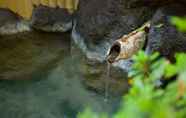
0, 31, 70, 80
0, 9, 19, 26
70, 42, 129, 96
126, 0, 186, 8
82, 59, 129, 96
146, 4, 186, 60
72, 0, 155, 63
0, 8, 30, 35
31, 5, 73, 32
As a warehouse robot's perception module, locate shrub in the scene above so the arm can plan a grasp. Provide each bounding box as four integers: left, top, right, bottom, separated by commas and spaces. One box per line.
78, 17, 186, 118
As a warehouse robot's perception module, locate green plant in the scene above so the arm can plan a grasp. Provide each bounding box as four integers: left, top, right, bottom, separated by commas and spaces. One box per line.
78, 17, 186, 118
78, 52, 186, 118
171, 17, 186, 32
114, 51, 186, 118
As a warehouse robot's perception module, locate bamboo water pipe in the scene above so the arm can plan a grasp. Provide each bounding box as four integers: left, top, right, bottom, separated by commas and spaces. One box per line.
107, 22, 151, 63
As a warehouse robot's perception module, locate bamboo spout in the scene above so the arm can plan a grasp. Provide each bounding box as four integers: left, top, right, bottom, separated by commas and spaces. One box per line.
107, 22, 150, 63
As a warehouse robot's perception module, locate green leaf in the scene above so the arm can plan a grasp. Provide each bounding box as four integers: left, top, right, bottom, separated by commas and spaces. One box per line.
165, 64, 177, 78
171, 17, 186, 32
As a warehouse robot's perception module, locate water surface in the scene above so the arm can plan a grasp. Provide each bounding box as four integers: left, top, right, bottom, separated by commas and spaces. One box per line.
0, 31, 128, 118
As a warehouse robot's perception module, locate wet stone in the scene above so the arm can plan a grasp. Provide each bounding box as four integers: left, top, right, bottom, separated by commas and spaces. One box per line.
146, 4, 186, 60
0, 9, 30, 35
31, 5, 73, 32
72, 0, 155, 70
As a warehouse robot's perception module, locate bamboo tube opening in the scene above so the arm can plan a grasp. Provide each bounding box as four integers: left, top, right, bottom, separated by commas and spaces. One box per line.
107, 22, 151, 63
107, 42, 121, 63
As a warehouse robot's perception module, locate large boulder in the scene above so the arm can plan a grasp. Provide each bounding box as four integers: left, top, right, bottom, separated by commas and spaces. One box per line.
31, 5, 73, 32
146, 4, 186, 61
72, 0, 155, 62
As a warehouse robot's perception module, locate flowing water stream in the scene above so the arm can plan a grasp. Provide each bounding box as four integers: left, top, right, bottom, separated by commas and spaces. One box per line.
104, 62, 111, 103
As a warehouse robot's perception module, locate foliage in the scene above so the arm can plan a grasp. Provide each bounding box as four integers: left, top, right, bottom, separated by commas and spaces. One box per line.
114, 51, 186, 118
171, 17, 186, 32
78, 51, 186, 118
78, 18, 186, 118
